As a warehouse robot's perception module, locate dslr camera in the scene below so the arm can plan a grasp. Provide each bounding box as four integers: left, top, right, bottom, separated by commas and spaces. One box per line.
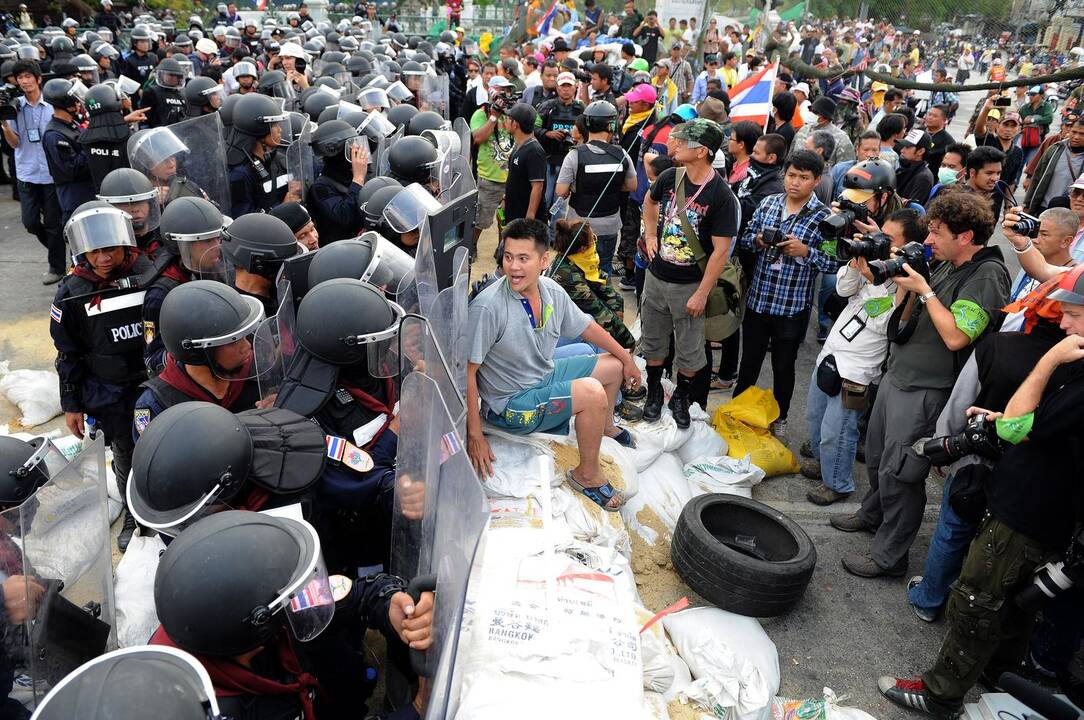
818, 197, 870, 239
915, 412, 1004, 467
1016, 526, 1084, 612
489, 88, 523, 115
836, 232, 892, 262
868, 241, 930, 285
0, 83, 23, 122
1010, 211, 1041, 239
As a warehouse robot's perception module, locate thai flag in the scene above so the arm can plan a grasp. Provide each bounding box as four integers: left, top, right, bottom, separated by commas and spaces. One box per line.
326, 435, 346, 462
255, 0, 268, 9
727, 63, 777, 128
535, 0, 559, 36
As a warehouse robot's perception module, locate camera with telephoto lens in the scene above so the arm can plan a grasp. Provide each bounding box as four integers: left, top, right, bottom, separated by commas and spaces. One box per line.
914, 412, 1004, 467
836, 232, 893, 262
1016, 526, 1084, 612
867, 241, 929, 285
489, 89, 523, 115
818, 197, 871, 239
0, 83, 23, 122
1011, 212, 1041, 239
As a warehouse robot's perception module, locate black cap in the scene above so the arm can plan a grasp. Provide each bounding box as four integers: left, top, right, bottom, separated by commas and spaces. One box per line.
811, 96, 837, 119
506, 102, 538, 129
269, 201, 312, 234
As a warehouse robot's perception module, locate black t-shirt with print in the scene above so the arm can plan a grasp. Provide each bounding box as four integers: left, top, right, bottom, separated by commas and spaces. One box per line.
648, 166, 740, 284
505, 138, 548, 222
637, 25, 664, 63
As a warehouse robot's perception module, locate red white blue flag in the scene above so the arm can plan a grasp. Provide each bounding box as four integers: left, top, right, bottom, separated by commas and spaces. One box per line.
536, 0, 560, 36
727, 63, 777, 127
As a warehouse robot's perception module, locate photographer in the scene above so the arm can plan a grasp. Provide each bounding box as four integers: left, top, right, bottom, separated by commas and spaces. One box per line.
803, 209, 924, 506
1003, 207, 1078, 301
879, 265, 1084, 718
832, 190, 1010, 579
470, 76, 516, 254
0, 60, 65, 284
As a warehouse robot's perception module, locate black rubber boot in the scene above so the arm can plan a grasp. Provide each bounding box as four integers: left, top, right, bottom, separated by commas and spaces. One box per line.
669, 374, 692, 429
117, 510, 138, 552
643, 366, 664, 421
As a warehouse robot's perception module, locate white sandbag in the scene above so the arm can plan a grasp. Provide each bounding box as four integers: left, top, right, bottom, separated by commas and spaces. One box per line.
456, 527, 644, 720
484, 434, 556, 499
770, 688, 879, 720
635, 410, 692, 455
0, 363, 62, 428
114, 532, 166, 647
683, 455, 765, 499
676, 420, 728, 465
663, 607, 780, 720
558, 485, 631, 555
636, 605, 693, 701
642, 691, 670, 720
621, 453, 692, 539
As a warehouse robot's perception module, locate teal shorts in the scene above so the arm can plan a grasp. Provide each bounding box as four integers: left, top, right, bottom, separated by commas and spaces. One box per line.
486, 354, 599, 434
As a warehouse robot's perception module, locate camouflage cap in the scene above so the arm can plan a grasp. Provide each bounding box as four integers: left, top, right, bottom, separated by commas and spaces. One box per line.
671, 118, 723, 155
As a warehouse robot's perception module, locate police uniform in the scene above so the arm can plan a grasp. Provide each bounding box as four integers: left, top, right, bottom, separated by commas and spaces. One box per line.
120, 50, 156, 85
42, 117, 96, 224
82, 123, 131, 193
141, 258, 192, 375
50, 255, 154, 483
306, 172, 363, 244
139, 82, 188, 129
228, 154, 286, 218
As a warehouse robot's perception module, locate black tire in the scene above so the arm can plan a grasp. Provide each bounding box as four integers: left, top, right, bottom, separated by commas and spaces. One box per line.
671, 494, 817, 617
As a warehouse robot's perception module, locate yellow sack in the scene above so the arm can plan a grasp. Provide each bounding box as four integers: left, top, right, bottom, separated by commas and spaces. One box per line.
711, 400, 800, 478
716, 386, 780, 430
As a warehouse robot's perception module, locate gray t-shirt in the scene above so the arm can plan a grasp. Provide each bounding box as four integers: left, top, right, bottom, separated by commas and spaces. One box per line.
469, 275, 592, 413
1043, 147, 1084, 208
886, 255, 1010, 392
556, 143, 636, 237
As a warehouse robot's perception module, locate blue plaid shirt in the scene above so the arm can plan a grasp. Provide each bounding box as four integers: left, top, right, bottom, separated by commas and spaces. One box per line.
739, 192, 839, 317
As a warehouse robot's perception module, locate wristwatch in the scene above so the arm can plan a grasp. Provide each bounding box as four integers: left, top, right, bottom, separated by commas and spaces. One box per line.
918, 291, 937, 304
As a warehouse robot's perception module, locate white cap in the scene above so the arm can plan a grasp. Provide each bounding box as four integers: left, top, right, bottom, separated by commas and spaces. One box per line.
195, 38, 218, 55
488, 75, 513, 89
279, 41, 308, 59
556, 71, 576, 85
794, 81, 810, 96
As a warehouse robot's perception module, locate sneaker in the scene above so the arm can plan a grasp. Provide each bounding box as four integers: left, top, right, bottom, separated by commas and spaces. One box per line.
41, 269, 63, 285
907, 576, 938, 623
800, 458, 822, 480
668, 392, 690, 429
709, 376, 735, 393
807, 484, 852, 506
769, 419, 787, 439
643, 384, 664, 422
842, 552, 908, 578
877, 676, 961, 719
829, 513, 876, 534
610, 265, 626, 278
800, 440, 815, 459
618, 276, 637, 291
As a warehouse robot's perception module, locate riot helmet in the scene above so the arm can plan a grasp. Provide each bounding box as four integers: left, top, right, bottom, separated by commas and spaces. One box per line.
84, 82, 123, 115
386, 103, 418, 129
183, 75, 223, 115
381, 182, 440, 237
154, 57, 188, 90
360, 183, 405, 230
583, 100, 618, 133
231, 93, 290, 145
257, 69, 293, 102
309, 118, 364, 161
72, 53, 99, 84
42, 77, 86, 111
64, 201, 137, 262
0, 436, 53, 508
221, 213, 301, 278
159, 280, 267, 379
387, 135, 439, 187
306, 231, 414, 293
154, 511, 334, 656
128, 126, 189, 186
301, 90, 337, 121
98, 168, 161, 235
346, 54, 371, 78
219, 92, 242, 128
159, 196, 229, 270
406, 110, 447, 137
841, 158, 897, 195
357, 85, 389, 111
356, 176, 402, 217
128, 403, 324, 537
30, 646, 222, 720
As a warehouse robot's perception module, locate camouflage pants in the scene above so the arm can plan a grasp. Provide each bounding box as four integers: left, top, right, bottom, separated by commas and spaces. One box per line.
922, 516, 1050, 704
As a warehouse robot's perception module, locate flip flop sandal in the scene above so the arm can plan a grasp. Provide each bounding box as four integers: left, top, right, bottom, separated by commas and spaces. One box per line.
565, 470, 622, 512
610, 425, 637, 448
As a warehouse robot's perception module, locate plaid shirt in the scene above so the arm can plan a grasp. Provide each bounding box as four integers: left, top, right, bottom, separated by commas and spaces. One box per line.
739, 192, 839, 317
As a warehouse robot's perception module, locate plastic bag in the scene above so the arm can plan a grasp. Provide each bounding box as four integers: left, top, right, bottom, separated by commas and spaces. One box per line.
711, 412, 799, 478
114, 532, 167, 647
484, 434, 557, 499
683, 455, 765, 499
676, 419, 729, 465
663, 607, 780, 720
636, 410, 693, 455
621, 453, 692, 536
716, 387, 780, 430
0, 362, 62, 428
636, 604, 693, 700
770, 688, 878, 720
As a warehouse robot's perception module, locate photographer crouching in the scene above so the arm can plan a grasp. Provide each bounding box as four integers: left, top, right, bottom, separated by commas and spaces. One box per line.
879, 265, 1084, 718
831, 190, 1011, 579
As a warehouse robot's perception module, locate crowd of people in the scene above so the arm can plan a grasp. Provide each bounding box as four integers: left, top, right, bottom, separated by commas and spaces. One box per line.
0, 3, 1080, 719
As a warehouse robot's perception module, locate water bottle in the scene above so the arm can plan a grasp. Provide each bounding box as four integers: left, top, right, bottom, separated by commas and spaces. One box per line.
84, 415, 99, 443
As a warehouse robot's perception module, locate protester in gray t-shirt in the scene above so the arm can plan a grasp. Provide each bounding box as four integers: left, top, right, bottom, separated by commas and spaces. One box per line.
465, 219, 642, 512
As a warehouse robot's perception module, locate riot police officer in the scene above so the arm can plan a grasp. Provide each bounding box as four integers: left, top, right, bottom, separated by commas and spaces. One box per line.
275, 278, 404, 570
183, 76, 223, 117
143, 197, 229, 374
41, 78, 96, 225
139, 57, 189, 128
82, 83, 140, 193
227, 93, 299, 217
98, 168, 163, 255
230, 60, 258, 95
148, 511, 433, 720
50, 201, 154, 551
121, 24, 157, 86
306, 119, 369, 243
221, 213, 302, 316
306, 231, 415, 300
133, 280, 265, 437
386, 135, 439, 195
31, 646, 224, 720
405, 110, 447, 137
270, 200, 321, 250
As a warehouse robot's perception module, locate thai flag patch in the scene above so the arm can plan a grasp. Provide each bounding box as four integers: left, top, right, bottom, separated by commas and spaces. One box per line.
439, 431, 462, 464
289, 579, 334, 612
326, 435, 346, 462
49, 304, 62, 323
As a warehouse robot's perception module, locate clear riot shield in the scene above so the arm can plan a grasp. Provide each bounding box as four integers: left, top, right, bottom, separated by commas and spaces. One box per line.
390, 374, 487, 720
286, 117, 315, 199
377, 126, 405, 177
2, 435, 115, 707
419, 72, 450, 120
428, 118, 476, 202
127, 113, 230, 212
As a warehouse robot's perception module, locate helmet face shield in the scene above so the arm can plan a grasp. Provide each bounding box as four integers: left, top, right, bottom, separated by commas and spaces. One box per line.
386, 80, 412, 103
65, 205, 137, 257
128, 469, 240, 538
274, 519, 335, 642
360, 231, 414, 293
130, 127, 189, 183
358, 86, 389, 111
358, 109, 395, 140
179, 294, 282, 381
382, 183, 440, 234
342, 134, 368, 162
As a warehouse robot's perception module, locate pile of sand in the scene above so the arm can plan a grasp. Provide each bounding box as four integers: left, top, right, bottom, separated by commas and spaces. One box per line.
629, 506, 708, 613
667, 699, 714, 720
